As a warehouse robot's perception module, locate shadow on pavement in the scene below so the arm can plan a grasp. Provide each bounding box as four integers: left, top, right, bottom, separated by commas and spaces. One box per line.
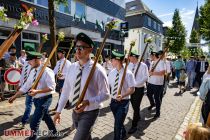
0, 115, 23, 136
0, 111, 14, 116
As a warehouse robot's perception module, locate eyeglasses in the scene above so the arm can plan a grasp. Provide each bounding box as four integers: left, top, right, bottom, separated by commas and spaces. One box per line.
74, 46, 91, 51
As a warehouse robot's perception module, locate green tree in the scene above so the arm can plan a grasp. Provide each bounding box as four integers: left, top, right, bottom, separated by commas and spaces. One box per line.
48, 0, 68, 68
190, 29, 200, 43
199, 0, 210, 41
168, 9, 186, 54
180, 46, 190, 59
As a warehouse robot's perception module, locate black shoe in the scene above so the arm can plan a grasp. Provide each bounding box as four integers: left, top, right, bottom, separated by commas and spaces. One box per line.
128, 127, 137, 134
153, 114, 160, 119
147, 105, 155, 110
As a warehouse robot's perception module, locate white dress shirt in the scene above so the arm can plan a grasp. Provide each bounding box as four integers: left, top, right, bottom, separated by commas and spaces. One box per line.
128, 62, 148, 88
18, 56, 26, 66
148, 60, 166, 85
19, 61, 32, 87
102, 61, 113, 75
20, 65, 56, 98
57, 60, 110, 113
54, 58, 71, 79
108, 67, 135, 100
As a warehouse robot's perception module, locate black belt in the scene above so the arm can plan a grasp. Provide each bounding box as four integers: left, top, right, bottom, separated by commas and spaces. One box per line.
34, 94, 52, 100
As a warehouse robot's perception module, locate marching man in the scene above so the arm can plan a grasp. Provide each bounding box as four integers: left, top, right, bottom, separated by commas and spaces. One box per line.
108, 50, 135, 140
53, 33, 110, 140
127, 51, 149, 134
9, 51, 57, 140
52, 48, 71, 111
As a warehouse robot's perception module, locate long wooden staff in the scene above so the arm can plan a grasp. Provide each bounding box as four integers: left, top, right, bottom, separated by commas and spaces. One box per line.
117, 41, 136, 96
134, 39, 152, 77
76, 20, 118, 108
57, 40, 74, 77
150, 40, 170, 76
31, 40, 60, 90
0, 29, 22, 59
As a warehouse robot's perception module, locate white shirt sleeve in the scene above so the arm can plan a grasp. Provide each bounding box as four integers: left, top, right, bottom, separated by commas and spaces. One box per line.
53, 61, 59, 75
44, 70, 56, 91
88, 70, 110, 104
135, 63, 148, 86
127, 71, 135, 88
56, 70, 71, 113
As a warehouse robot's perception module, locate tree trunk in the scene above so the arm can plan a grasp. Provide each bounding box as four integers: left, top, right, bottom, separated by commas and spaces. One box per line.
48, 0, 57, 68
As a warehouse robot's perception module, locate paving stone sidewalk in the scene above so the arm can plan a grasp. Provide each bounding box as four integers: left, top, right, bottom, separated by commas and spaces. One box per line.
0, 81, 200, 140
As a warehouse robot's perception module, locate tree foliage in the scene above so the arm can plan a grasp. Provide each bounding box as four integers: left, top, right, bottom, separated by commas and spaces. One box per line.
190, 29, 200, 43
199, 0, 210, 41
168, 9, 186, 54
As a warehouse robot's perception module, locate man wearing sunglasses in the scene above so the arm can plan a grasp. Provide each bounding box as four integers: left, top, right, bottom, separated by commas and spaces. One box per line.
54, 32, 110, 140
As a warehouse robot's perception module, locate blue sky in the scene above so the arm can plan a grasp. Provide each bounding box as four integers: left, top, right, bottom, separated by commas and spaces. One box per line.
125, 0, 205, 40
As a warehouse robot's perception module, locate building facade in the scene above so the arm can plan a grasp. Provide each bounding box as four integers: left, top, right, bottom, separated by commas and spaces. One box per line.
0, 0, 125, 57
124, 0, 163, 59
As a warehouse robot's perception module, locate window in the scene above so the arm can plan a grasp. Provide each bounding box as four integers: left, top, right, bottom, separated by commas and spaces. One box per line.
22, 32, 39, 41
158, 24, 161, 31
129, 5, 136, 11
37, 0, 48, 7
148, 17, 151, 27
75, 1, 85, 17
153, 21, 156, 29
22, 0, 34, 2
58, 0, 71, 14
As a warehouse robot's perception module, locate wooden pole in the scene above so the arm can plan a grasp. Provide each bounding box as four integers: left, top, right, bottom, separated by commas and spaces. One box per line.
134, 41, 150, 77
31, 40, 60, 89
117, 41, 135, 96
149, 40, 170, 76
0, 29, 22, 59
57, 40, 74, 78
206, 113, 210, 127
75, 28, 110, 108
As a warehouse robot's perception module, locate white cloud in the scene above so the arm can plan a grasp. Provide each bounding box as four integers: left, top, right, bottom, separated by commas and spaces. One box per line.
163, 21, 172, 27
158, 12, 174, 18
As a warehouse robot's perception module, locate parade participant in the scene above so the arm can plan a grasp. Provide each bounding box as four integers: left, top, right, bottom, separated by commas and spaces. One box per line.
158, 50, 168, 96
195, 56, 209, 87
9, 51, 57, 140
102, 55, 113, 75
41, 52, 51, 67
54, 32, 110, 140
52, 48, 71, 111
13, 46, 35, 129
108, 50, 135, 139
127, 51, 148, 134
18, 50, 26, 67
147, 51, 166, 119
179, 69, 187, 93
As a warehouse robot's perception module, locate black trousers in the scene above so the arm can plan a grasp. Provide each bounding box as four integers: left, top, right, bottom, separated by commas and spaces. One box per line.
147, 83, 163, 115
196, 72, 205, 87
130, 87, 144, 127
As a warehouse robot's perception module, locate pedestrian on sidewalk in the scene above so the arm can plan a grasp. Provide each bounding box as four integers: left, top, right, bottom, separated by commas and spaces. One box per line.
53, 32, 110, 140
127, 51, 149, 134
108, 50, 135, 139
173, 56, 185, 84
179, 69, 187, 93
9, 51, 57, 140
186, 56, 196, 89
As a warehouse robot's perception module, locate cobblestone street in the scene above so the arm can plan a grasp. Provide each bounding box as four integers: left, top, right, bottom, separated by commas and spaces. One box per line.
0, 81, 201, 140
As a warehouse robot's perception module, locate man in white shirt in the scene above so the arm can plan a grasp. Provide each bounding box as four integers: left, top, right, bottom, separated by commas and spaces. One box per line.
54, 33, 110, 140
52, 48, 71, 111
102, 55, 113, 75
18, 50, 26, 67
9, 51, 57, 140
127, 51, 149, 134
108, 50, 135, 140
147, 51, 166, 119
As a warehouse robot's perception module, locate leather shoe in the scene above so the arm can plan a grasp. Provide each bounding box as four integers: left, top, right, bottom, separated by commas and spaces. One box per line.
153, 114, 160, 119
128, 127, 137, 134
147, 104, 155, 110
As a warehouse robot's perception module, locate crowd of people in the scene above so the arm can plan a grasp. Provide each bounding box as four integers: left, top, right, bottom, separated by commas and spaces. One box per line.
0, 32, 210, 140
